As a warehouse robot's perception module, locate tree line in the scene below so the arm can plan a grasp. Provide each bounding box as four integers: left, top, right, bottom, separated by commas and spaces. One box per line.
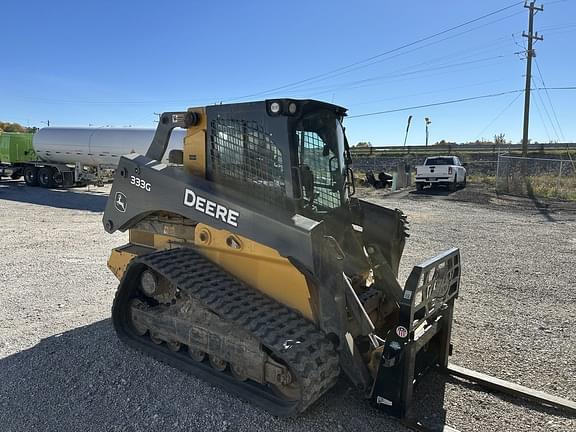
354, 133, 511, 147
0, 122, 38, 133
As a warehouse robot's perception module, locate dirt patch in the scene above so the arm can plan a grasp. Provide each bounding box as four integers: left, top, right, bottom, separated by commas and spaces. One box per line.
381, 183, 576, 221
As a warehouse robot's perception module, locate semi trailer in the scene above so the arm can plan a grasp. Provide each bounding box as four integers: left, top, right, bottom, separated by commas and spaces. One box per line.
0, 128, 186, 188
0, 132, 36, 180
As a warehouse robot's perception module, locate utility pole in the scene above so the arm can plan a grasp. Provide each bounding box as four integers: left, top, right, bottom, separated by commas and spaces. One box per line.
425, 117, 431, 147
521, 1, 544, 157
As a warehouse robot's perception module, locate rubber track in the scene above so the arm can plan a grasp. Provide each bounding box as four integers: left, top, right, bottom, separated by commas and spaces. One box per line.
117, 247, 341, 414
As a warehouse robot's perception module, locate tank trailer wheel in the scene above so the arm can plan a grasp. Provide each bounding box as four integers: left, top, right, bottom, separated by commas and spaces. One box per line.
23, 167, 39, 186
38, 167, 56, 188
53, 171, 64, 186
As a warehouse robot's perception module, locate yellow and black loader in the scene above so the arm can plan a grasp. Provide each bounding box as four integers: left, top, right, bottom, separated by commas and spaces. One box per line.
102, 99, 460, 418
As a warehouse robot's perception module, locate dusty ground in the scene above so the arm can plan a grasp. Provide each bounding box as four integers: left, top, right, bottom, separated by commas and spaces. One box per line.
0, 180, 574, 432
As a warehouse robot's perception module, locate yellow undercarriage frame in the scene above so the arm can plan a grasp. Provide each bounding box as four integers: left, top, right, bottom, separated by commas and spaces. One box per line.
108, 223, 315, 320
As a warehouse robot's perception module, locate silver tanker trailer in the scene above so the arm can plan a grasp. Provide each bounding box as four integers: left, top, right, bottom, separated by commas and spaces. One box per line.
22, 127, 186, 188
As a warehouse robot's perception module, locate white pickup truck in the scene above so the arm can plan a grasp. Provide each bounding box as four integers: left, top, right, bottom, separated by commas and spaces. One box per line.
415, 156, 467, 191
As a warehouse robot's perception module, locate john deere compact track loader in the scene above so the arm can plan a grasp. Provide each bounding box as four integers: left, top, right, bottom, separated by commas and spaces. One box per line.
102, 99, 460, 418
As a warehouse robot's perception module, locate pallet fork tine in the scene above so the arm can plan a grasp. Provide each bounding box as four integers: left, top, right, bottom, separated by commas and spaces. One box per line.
446, 363, 576, 415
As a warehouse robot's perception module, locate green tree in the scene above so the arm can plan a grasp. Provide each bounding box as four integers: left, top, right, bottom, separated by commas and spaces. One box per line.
0, 122, 27, 133
432, 139, 456, 146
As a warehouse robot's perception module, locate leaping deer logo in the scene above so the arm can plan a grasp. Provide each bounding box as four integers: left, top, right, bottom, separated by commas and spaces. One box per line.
115, 192, 127, 213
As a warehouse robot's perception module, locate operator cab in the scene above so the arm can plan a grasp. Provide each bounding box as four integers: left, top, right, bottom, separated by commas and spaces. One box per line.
147, 98, 354, 220
258, 99, 352, 218
204, 98, 354, 219
290, 106, 351, 215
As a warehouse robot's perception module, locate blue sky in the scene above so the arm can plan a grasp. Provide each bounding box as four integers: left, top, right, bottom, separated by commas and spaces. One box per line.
1, 0, 574, 145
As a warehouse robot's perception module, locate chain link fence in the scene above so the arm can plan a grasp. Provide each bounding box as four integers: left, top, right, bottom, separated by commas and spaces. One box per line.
496, 155, 576, 200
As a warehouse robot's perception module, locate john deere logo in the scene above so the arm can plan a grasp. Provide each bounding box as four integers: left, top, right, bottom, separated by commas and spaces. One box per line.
115, 192, 127, 213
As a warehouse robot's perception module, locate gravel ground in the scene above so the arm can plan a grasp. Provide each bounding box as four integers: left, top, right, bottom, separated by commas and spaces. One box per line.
0, 180, 574, 432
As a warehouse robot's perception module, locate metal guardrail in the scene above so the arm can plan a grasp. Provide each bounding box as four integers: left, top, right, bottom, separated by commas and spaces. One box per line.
351, 143, 576, 156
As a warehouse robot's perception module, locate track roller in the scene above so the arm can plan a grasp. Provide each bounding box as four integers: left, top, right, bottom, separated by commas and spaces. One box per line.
209, 355, 227, 372
188, 347, 206, 362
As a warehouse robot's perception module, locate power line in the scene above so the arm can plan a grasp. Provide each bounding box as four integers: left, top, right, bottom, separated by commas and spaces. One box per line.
542, 28, 576, 36
222, 1, 525, 101
347, 89, 525, 119
247, 11, 523, 98
532, 92, 553, 142
346, 86, 575, 119
538, 23, 576, 31
326, 60, 512, 96
512, 24, 576, 39
241, 58, 514, 104
12, 39, 514, 107
474, 92, 523, 140
534, 58, 566, 140
531, 76, 560, 141
347, 78, 508, 108
268, 37, 516, 98
274, 55, 509, 97
11, 6, 528, 108
278, 34, 514, 96
278, 66, 512, 104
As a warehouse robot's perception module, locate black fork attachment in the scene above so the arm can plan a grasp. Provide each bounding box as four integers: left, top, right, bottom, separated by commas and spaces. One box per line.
372, 247, 460, 418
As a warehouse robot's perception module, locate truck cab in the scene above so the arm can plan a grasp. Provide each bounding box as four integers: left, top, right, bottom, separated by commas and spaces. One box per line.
415, 155, 467, 191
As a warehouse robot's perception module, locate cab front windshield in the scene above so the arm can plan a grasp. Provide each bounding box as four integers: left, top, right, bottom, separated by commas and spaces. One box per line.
294, 110, 347, 212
